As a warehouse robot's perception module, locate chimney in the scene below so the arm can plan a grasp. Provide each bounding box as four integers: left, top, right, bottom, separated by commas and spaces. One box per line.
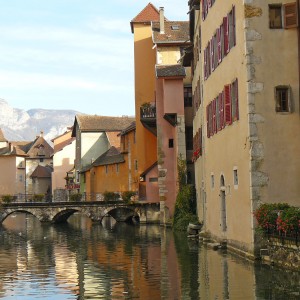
40, 131, 44, 137
159, 7, 165, 34
9, 142, 13, 152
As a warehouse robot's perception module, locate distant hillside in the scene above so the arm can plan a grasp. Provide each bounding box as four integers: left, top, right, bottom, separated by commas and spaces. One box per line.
0, 99, 80, 144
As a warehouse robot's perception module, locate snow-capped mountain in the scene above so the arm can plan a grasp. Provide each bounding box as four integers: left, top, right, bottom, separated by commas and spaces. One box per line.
0, 99, 79, 144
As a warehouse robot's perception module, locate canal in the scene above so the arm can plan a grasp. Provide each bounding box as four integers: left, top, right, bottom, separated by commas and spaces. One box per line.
0, 213, 299, 300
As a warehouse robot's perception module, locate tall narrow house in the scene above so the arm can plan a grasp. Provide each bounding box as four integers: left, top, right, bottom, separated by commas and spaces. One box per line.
131, 3, 193, 220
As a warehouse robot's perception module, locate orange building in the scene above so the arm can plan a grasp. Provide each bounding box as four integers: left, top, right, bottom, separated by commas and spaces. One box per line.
130, 3, 159, 201
131, 4, 192, 219
81, 122, 138, 200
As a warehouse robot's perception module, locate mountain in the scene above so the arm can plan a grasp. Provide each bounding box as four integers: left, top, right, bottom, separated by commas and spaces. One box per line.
0, 99, 80, 144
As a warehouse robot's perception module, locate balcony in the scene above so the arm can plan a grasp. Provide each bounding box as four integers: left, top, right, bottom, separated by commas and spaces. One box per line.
140, 104, 157, 136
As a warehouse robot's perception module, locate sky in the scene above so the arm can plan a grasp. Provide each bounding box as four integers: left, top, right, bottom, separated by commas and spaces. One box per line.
0, 0, 189, 116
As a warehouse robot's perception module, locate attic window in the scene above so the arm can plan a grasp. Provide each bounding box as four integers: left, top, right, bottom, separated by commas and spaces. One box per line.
171, 25, 180, 30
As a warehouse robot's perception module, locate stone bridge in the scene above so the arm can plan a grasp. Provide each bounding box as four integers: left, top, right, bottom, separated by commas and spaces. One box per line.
0, 201, 161, 224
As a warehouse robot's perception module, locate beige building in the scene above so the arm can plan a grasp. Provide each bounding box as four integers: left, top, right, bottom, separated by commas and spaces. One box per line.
0, 129, 53, 199
186, 0, 300, 255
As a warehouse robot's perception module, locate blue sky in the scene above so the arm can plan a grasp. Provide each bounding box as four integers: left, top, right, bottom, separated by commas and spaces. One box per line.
0, 1, 188, 116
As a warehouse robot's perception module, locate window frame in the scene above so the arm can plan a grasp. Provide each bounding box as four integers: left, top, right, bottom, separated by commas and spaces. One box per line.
269, 4, 283, 29
275, 85, 292, 113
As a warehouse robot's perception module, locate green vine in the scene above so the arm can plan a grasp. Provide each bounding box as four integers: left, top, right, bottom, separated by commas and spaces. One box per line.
172, 156, 198, 231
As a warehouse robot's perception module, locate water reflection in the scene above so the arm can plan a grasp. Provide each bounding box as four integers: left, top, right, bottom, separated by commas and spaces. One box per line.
0, 213, 299, 299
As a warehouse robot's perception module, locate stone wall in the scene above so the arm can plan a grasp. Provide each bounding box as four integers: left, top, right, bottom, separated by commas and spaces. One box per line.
264, 238, 300, 270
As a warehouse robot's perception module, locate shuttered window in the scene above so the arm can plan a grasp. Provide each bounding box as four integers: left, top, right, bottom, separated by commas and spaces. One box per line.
284, 2, 298, 28
231, 79, 239, 121
224, 84, 232, 125
203, 6, 236, 80
206, 79, 239, 138
193, 127, 202, 161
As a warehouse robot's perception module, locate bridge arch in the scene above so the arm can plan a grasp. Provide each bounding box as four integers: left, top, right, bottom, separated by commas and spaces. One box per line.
0, 209, 42, 224
101, 206, 140, 223
52, 209, 80, 223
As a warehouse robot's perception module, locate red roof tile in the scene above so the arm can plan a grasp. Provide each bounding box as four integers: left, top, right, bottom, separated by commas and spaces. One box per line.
131, 3, 166, 33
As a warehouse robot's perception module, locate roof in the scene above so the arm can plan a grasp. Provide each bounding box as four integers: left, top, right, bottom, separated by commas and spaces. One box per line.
0, 134, 53, 158
152, 21, 190, 44
72, 115, 135, 136
51, 127, 73, 142
120, 121, 136, 136
53, 136, 75, 154
26, 136, 54, 158
30, 165, 53, 178
155, 64, 186, 78
130, 3, 163, 33
0, 128, 7, 142
106, 131, 121, 149
140, 161, 158, 177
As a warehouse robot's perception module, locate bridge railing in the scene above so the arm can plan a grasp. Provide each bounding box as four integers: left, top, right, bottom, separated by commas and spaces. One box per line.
0, 193, 125, 204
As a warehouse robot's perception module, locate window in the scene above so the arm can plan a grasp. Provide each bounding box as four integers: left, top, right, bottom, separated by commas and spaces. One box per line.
40, 158, 44, 162
269, 3, 298, 29
19, 175, 23, 182
207, 79, 239, 138
275, 86, 291, 112
149, 177, 158, 182
105, 165, 108, 174
169, 139, 174, 148
116, 163, 119, 173
269, 5, 282, 28
203, 6, 236, 80
134, 160, 138, 171
233, 168, 238, 187
211, 174, 215, 189
184, 86, 193, 107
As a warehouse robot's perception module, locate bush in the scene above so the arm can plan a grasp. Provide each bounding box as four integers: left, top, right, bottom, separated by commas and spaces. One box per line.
254, 203, 300, 235
1, 194, 14, 203
69, 193, 82, 202
32, 194, 44, 202
173, 156, 199, 231
103, 191, 119, 201
122, 191, 136, 203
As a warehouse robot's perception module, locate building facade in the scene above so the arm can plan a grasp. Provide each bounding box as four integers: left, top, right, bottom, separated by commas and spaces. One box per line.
71, 115, 135, 197
51, 128, 76, 199
131, 4, 193, 219
187, 0, 300, 255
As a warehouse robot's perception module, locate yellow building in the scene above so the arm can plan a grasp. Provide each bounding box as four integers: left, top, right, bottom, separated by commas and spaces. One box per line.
187, 0, 300, 255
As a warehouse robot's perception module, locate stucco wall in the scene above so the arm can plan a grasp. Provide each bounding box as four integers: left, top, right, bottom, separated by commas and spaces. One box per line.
193, 0, 300, 255
81, 132, 108, 168
0, 156, 17, 195
133, 24, 158, 175
52, 133, 75, 192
